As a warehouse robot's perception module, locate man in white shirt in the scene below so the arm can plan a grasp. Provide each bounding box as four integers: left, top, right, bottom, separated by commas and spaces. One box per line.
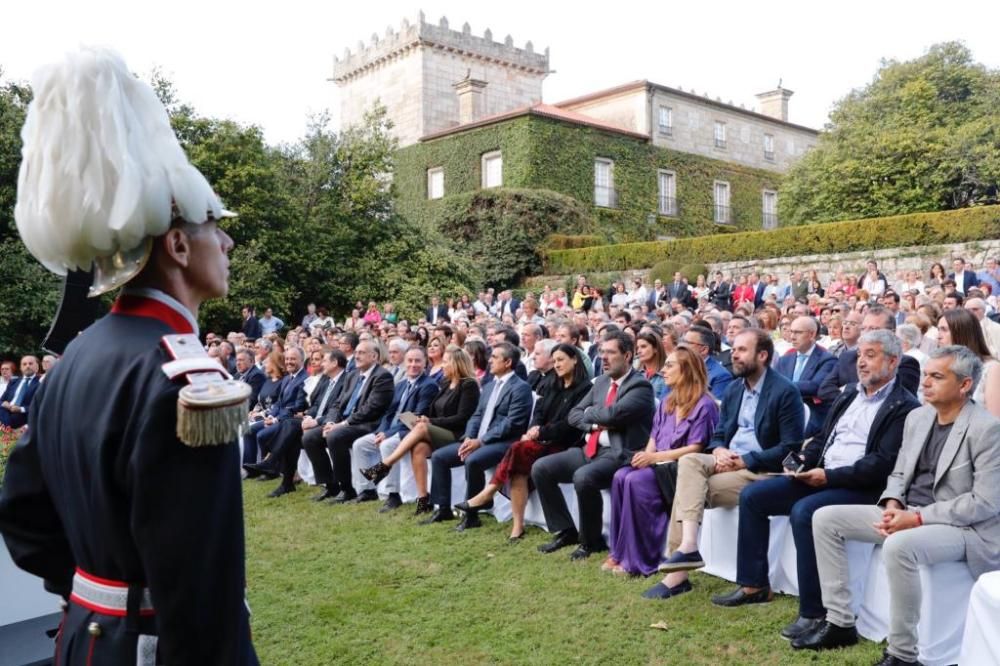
966, 298, 1000, 360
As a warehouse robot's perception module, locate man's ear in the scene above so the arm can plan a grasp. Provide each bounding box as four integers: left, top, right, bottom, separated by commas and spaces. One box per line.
159, 227, 192, 269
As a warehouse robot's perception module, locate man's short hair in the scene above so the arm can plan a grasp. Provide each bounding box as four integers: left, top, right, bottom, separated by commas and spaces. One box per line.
497, 327, 521, 348
858, 329, 902, 359
896, 324, 922, 350
557, 322, 581, 344
537, 338, 558, 357
864, 305, 896, 331
286, 346, 305, 362
740, 328, 775, 366
405, 345, 428, 362
326, 349, 348, 368
493, 341, 521, 368
236, 349, 254, 364
945, 291, 965, 306
930, 345, 982, 394
686, 325, 716, 352
388, 338, 410, 353
341, 332, 360, 349
882, 291, 900, 304
602, 329, 635, 358
617, 310, 632, 324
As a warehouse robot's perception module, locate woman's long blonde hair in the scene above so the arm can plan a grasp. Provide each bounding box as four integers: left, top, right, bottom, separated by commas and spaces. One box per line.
665, 346, 709, 420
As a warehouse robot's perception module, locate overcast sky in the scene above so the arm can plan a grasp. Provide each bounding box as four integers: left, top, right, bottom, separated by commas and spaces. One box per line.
2, 1, 999, 145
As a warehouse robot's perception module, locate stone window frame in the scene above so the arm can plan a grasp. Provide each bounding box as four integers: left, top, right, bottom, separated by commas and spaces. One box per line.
481, 151, 503, 189
762, 189, 778, 229
763, 133, 776, 162
594, 158, 616, 208
714, 121, 727, 149
657, 169, 678, 217
427, 167, 444, 200
657, 105, 673, 136
713, 179, 731, 224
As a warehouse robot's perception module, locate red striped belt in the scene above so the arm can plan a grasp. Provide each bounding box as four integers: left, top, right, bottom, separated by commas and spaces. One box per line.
70, 568, 155, 617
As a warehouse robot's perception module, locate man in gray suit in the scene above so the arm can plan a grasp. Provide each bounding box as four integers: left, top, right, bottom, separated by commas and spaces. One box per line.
534, 330, 655, 560
796, 346, 1000, 666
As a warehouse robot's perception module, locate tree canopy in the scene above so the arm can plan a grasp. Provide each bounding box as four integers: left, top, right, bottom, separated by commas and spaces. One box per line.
781, 42, 1000, 225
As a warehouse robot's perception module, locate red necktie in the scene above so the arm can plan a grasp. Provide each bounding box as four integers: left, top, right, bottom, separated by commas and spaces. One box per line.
585, 381, 618, 458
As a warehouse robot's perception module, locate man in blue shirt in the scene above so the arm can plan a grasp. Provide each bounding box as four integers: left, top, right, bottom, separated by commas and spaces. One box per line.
258, 307, 284, 336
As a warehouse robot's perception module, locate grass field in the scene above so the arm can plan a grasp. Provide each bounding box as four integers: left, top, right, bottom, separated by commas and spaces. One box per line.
243, 481, 887, 665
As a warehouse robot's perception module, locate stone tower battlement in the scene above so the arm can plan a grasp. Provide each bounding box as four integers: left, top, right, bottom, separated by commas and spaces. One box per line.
331, 13, 550, 147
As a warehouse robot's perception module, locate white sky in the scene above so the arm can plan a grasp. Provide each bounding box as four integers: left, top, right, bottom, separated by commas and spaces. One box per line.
2, 1, 999, 145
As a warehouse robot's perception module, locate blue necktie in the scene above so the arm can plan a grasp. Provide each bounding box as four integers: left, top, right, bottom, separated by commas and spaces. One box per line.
390, 381, 414, 429
343, 375, 366, 417
793, 354, 807, 381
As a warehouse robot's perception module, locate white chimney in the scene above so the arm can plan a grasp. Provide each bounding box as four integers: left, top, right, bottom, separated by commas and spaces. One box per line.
755, 86, 794, 122
453, 73, 488, 124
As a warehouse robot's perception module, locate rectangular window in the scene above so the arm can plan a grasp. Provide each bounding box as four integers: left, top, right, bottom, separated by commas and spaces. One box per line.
714, 121, 727, 149
762, 190, 778, 229
594, 158, 616, 208
427, 167, 444, 200
714, 180, 731, 224
657, 106, 673, 135
481, 151, 502, 188
764, 133, 775, 161
657, 169, 677, 216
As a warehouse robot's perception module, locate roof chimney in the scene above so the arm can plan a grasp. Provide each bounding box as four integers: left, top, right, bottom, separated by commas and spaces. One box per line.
755, 85, 794, 122
454, 72, 488, 124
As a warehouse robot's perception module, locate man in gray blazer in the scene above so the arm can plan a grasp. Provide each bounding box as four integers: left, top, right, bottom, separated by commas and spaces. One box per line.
534, 330, 655, 560
796, 346, 1000, 666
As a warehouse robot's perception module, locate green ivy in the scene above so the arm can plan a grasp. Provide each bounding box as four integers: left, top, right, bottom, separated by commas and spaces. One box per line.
544, 205, 1000, 274
394, 115, 782, 243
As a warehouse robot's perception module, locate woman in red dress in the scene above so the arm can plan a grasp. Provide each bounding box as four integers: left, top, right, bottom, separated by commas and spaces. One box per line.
454, 344, 591, 541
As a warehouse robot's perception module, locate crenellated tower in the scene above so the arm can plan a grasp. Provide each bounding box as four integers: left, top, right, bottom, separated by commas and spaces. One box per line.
331, 13, 550, 146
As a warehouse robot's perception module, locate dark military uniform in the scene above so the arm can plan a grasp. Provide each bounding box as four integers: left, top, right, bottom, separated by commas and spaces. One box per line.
0, 290, 258, 665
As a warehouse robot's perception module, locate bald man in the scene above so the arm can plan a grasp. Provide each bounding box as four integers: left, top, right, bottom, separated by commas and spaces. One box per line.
774, 317, 836, 437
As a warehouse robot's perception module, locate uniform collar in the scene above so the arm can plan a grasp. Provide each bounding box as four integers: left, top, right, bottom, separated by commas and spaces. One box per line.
113, 287, 199, 336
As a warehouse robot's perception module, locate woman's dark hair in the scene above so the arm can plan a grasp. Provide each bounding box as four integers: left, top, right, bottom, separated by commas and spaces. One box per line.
550, 342, 589, 387
635, 330, 666, 372
942, 308, 992, 360
929, 262, 946, 280
463, 339, 489, 372
416, 326, 430, 347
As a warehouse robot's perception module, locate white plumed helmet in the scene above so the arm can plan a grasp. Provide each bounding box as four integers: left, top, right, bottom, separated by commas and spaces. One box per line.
14, 46, 233, 296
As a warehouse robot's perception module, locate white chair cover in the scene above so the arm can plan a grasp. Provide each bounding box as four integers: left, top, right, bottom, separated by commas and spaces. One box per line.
959, 571, 1000, 666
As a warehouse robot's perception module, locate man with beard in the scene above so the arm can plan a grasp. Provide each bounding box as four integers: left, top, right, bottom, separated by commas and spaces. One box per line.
711, 331, 919, 643
645, 329, 803, 599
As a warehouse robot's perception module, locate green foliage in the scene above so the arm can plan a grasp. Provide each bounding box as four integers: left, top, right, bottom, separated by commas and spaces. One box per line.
545, 233, 604, 250
395, 114, 781, 245
681, 263, 709, 280
781, 42, 1000, 225
0, 239, 60, 356
649, 260, 686, 285
437, 188, 591, 289
545, 205, 1000, 274
0, 425, 24, 489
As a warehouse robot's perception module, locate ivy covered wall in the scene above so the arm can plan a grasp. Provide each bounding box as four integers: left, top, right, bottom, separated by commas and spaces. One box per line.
393, 114, 782, 243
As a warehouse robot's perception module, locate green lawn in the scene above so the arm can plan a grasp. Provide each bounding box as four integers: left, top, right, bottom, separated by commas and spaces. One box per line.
244, 482, 886, 665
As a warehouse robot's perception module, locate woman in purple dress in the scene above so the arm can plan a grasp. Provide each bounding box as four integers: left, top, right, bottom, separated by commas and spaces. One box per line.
604, 347, 719, 577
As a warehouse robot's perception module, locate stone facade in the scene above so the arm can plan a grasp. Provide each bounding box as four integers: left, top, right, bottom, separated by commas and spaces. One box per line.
332, 13, 549, 147
559, 83, 818, 174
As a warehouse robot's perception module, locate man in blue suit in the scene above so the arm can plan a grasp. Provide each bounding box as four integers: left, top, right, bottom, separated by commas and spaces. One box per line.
233, 349, 266, 407
948, 256, 980, 295
653, 329, 803, 599
424, 342, 533, 531
775, 316, 837, 438
241, 347, 307, 466
352, 346, 440, 511
0, 356, 41, 429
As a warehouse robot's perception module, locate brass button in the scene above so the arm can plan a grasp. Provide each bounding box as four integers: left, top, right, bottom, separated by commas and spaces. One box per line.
87, 622, 102, 637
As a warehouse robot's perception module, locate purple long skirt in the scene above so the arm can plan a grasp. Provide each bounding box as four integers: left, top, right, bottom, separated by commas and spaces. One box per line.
609, 466, 667, 576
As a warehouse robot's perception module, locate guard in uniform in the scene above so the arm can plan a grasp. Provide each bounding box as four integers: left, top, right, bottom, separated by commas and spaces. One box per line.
0, 48, 258, 664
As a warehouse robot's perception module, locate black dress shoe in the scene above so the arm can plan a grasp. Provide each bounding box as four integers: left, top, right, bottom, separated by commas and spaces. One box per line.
790, 620, 858, 650
454, 513, 482, 531
327, 490, 358, 504
311, 486, 338, 502
454, 499, 494, 513
419, 508, 455, 525
242, 464, 262, 479
268, 483, 296, 498
780, 616, 824, 641
379, 493, 402, 513
350, 489, 378, 503
537, 529, 579, 554
569, 541, 607, 561
710, 586, 774, 607
873, 650, 921, 666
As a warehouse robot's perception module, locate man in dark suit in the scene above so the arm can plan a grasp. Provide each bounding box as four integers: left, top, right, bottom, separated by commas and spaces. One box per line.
775, 317, 837, 438
241, 305, 262, 341
304, 340, 395, 503
233, 350, 266, 407
651, 329, 803, 599
709, 272, 732, 312
818, 307, 920, 403
425, 295, 449, 325
494, 290, 521, 320
241, 347, 308, 466
948, 257, 979, 295
250, 350, 350, 496
713, 331, 919, 638
423, 342, 533, 530
351, 346, 440, 510
534, 330, 655, 560
668, 272, 690, 304
750, 272, 767, 309
647, 279, 668, 311
0, 355, 41, 429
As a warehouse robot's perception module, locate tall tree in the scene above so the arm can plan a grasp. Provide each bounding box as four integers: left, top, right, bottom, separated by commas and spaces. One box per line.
781, 42, 1000, 225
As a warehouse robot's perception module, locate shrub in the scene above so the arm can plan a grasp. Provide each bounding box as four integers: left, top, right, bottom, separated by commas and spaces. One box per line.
545, 234, 604, 250
543, 205, 1000, 274
649, 260, 686, 285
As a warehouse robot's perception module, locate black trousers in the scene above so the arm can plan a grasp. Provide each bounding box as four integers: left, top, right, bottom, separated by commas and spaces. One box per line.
303, 424, 371, 493
265, 419, 308, 483
530, 447, 626, 549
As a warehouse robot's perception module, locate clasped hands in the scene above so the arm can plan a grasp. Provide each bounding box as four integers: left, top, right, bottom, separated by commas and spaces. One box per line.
712, 447, 746, 473
872, 499, 921, 537
458, 438, 481, 461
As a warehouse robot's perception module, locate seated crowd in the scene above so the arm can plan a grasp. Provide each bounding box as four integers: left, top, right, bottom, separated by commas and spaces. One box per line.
9, 255, 999, 666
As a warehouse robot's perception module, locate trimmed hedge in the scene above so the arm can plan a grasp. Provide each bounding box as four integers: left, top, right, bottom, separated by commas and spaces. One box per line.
545, 234, 604, 250
544, 205, 1000, 274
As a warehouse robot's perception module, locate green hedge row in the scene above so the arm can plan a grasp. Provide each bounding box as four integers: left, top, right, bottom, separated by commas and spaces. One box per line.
543, 205, 1000, 274
545, 234, 604, 250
